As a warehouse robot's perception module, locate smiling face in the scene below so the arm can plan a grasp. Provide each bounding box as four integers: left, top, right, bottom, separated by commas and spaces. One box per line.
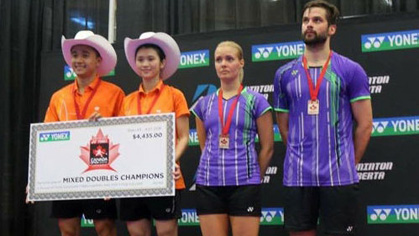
135, 47, 166, 81
70, 45, 101, 79
214, 45, 244, 83
301, 7, 336, 46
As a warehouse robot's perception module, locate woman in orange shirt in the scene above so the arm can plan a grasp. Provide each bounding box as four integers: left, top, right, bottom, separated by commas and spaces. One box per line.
119, 32, 190, 236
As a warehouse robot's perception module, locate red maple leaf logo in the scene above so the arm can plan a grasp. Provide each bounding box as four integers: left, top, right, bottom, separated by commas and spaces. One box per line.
79, 129, 120, 173
93, 145, 107, 157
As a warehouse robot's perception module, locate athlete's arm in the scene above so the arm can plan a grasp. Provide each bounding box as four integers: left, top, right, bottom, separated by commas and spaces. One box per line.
256, 111, 274, 179
276, 112, 289, 146
195, 116, 206, 152
351, 99, 373, 164
175, 115, 190, 162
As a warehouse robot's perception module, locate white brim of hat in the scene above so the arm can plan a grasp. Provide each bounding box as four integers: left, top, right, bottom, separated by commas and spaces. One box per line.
124, 32, 180, 80
61, 33, 117, 77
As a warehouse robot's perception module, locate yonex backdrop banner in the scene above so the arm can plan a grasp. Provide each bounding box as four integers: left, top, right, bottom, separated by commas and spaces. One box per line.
36, 14, 419, 236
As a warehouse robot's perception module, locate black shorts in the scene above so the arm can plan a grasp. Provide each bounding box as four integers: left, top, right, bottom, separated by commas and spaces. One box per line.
196, 184, 261, 216
51, 199, 117, 220
284, 184, 359, 235
119, 190, 182, 221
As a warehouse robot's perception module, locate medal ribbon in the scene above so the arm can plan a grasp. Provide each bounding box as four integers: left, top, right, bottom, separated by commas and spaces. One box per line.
137, 84, 165, 115
73, 78, 102, 119
218, 85, 243, 135
303, 50, 332, 101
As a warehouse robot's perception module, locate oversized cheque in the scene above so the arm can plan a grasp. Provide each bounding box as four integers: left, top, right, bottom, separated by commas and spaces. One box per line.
27, 113, 175, 201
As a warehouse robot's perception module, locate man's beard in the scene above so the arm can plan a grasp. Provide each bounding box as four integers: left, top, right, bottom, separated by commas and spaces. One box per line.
302, 31, 327, 46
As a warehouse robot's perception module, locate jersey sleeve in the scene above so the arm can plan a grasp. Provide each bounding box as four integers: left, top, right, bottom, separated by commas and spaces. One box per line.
254, 93, 272, 118
172, 88, 190, 118
190, 96, 205, 121
43, 93, 60, 122
273, 67, 290, 112
348, 62, 371, 102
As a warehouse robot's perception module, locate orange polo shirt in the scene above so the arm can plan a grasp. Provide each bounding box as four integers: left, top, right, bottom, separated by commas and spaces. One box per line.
120, 80, 190, 189
44, 76, 125, 122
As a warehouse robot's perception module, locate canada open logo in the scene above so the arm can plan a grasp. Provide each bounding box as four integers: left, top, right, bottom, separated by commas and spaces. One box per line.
79, 129, 120, 173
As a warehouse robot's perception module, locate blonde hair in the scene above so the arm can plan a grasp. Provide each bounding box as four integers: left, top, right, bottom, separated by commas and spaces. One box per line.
215, 41, 244, 82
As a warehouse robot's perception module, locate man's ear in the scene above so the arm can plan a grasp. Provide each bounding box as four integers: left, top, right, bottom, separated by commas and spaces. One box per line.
328, 24, 337, 36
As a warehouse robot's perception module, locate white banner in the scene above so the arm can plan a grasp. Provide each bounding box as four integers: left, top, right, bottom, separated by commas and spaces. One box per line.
27, 113, 176, 201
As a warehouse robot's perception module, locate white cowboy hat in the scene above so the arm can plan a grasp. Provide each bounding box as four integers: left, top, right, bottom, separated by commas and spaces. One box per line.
61, 30, 117, 77
124, 32, 180, 80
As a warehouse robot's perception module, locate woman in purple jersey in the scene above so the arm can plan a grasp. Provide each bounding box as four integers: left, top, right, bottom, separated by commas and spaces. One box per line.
191, 41, 274, 236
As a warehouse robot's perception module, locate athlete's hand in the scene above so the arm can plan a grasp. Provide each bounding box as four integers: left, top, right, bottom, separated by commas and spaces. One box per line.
88, 106, 102, 121
173, 163, 181, 180
25, 185, 34, 204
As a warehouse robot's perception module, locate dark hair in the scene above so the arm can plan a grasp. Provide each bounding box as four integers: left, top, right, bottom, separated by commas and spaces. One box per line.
302, 0, 340, 25
71, 45, 101, 58
135, 44, 166, 61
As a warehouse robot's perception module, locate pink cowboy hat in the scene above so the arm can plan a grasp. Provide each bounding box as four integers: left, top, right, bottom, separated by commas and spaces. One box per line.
124, 32, 180, 80
61, 30, 117, 76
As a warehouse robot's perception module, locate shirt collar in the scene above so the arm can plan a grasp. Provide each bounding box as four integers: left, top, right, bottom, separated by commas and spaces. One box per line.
73, 76, 100, 93
138, 80, 164, 95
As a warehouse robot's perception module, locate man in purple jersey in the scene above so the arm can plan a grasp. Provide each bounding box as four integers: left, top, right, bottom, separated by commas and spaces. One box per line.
273, 1, 373, 235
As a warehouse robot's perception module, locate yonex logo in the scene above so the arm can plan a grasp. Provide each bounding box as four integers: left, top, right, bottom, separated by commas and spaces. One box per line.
179, 50, 210, 69
370, 208, 392, 221
39, 133, 50, 142
254, 47, 274, 59
364, 37, 385, 49
260, 208, 284, 225
371, 116, 419, 137
188, 129, 199, 146
252, 41, 304, 62
372, 121, 388, 134
178, 209, 200, 226
368, 205, 419, 224
39, 131, 70, 142
261, 211, 277, 222
81, 214, 94, 228
346, 226, 354, 232
64, 66, 77, 81
362, 29, 419, 52
247, 207, 254, 213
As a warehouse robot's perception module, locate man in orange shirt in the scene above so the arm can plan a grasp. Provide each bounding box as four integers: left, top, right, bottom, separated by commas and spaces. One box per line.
119, 32, 189, 236
44, 30, 124, 236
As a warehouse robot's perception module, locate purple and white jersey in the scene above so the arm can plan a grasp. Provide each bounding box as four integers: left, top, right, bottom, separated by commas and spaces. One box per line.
273, 52, 370, 187
191, 87, 271, 186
